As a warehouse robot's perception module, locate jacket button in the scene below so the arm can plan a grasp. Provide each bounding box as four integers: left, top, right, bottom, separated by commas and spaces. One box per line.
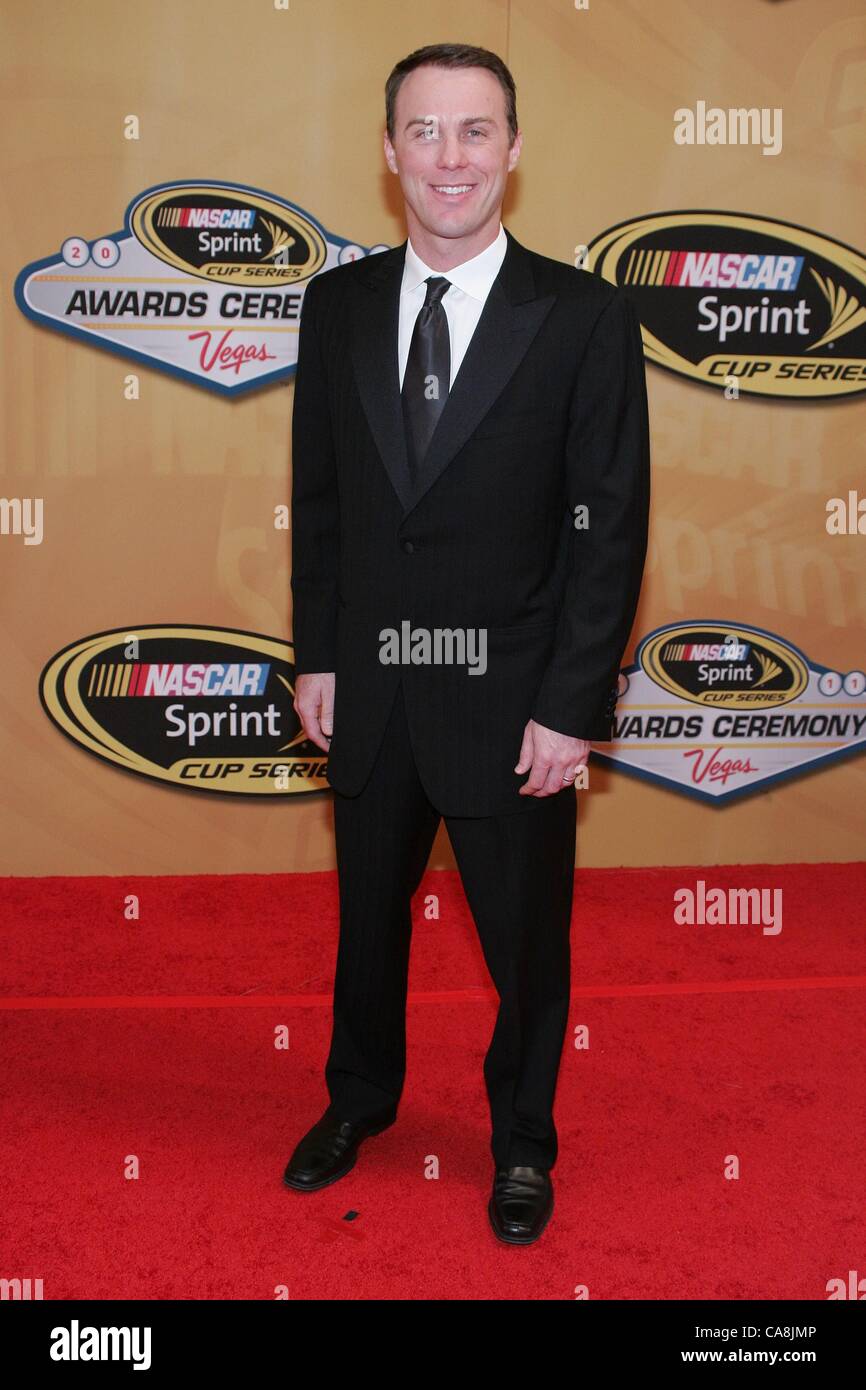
402, 540, 415, 554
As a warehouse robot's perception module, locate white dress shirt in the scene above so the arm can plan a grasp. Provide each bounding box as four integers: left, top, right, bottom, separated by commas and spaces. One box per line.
398, 222, 508, 391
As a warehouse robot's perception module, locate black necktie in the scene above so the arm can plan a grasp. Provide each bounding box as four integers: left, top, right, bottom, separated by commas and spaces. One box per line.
401, 275, 451, 484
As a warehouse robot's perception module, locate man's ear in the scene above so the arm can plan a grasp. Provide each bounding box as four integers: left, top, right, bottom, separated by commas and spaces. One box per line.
507, 130, 523, 173
383, 130, 399, 175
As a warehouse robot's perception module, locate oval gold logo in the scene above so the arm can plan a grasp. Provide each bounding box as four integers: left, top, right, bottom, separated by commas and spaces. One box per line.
640, 622, 809, 709
39, 625, 329, 796
130, 182, 327, 285
588, 211, 866, 398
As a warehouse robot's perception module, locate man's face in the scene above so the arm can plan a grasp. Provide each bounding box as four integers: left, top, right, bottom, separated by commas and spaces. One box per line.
384, 64, 521, 245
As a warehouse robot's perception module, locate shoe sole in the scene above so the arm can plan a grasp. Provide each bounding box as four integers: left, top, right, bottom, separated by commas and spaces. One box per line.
282, 1119, 395, 1193
487, 1193, 554, 1245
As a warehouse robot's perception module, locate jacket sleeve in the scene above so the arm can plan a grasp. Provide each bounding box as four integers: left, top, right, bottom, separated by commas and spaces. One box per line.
290, 274, 340, 675
530, 287, 650, 741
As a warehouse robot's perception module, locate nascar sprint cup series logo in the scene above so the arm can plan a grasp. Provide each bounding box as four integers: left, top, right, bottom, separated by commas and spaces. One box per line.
39, 625, 329, 796
15, 180, 389, 395
587, 212, 866, 398
596, 621, 866, 804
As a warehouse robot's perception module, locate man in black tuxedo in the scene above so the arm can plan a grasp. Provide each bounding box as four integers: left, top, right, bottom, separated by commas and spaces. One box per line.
284, 42, 650, 1244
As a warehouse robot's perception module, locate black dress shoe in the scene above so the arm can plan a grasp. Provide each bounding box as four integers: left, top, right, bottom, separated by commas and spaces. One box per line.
282, 1109, 396, 1192
488, 1165, 554, 1244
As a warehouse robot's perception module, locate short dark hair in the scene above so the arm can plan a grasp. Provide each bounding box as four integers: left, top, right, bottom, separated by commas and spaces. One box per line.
385, 43, 518, 147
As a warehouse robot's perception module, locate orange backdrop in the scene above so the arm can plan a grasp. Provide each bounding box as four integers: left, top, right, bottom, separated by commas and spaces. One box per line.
1, 0, 864, 873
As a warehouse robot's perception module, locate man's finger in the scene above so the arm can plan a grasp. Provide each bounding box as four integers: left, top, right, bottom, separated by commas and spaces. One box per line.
518, 757, 552, 795
320, 695, 334, 738
296, 701, 330, 752
306, 721, 331, 752
514, 723, 534, 774
545, 763, 573, 795
531, 764, 563, 797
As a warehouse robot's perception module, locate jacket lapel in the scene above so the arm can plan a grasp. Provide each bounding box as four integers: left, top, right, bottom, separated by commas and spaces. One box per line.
349, 227, 556, 517
349, 243, 414, 512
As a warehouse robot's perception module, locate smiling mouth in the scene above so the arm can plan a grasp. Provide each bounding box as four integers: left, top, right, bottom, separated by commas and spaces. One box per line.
430, 183, 476, 197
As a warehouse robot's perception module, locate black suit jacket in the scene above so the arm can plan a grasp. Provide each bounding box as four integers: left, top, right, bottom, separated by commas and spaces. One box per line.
290, 225, 650, 816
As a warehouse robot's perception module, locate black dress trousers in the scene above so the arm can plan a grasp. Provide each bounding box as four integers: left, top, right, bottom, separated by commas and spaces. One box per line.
325, 678, 577, 1170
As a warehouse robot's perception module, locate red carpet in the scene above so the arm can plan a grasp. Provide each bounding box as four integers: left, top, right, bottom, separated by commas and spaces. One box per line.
1, 863, 863, 1300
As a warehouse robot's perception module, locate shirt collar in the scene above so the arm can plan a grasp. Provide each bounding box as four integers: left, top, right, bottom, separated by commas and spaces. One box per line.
402, 222, 507, 301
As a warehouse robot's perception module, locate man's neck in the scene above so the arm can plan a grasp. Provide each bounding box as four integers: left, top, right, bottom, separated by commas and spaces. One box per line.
405, 214, 503, 272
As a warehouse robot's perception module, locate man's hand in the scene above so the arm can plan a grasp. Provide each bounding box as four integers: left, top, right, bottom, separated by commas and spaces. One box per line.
515, 719, 590, 797
293, 672, 335, 752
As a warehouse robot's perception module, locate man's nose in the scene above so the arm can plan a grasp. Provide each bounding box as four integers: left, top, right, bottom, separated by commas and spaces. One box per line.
437, 135, 467, 168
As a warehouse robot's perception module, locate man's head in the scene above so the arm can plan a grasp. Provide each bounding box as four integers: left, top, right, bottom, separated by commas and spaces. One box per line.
384, 43, 521, 267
